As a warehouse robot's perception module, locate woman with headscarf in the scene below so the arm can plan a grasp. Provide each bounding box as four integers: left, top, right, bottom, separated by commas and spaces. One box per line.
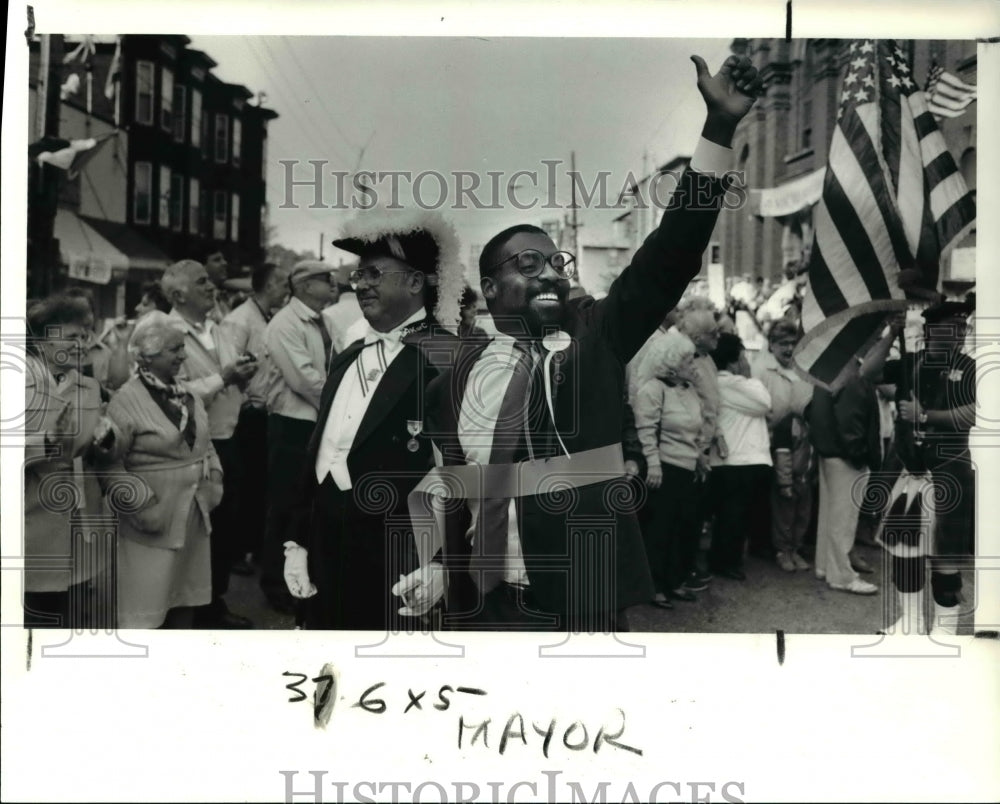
634, 329, 707, 609
23, 295, 110, 628
99, 312, 223, 628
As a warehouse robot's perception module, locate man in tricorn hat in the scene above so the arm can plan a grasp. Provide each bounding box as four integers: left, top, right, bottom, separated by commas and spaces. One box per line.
397, 53, 763, 632
864, 297, 976, 634
281, 210, 463, 630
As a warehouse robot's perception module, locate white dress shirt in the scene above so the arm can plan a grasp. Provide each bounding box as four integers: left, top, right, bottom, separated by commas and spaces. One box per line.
314, 308, 426, 490
456, 334, 531, 587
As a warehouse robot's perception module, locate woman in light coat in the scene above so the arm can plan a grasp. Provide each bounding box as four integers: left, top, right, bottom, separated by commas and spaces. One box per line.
23, 295, 109, 628
100, 313, 223, 628
634, 329, 707, 609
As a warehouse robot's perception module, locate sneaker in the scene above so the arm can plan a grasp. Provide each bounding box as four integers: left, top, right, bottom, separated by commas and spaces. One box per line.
791, 553, 811, 571
776, 552, 796, 572
829, 578, 878, 595
815, 569, 826, 580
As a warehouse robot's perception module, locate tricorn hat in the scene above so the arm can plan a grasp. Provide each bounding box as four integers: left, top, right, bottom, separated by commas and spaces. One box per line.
332, 209, 463, 329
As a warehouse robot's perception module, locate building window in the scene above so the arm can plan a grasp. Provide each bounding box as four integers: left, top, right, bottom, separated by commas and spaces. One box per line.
159, 166, 171, 227
230, 193, 240, 241
801, 99, 813, 150
261, 202, 269, 248
170, 172, 184, 231
161, 67, 174, 133
189, 177, 200, 234
201, 108, 211, 158
232, 118, 242, 167
214, 113, 229, 164
191, 89, 202, 149
133, 161, 152, 223
201, 188, 209, 236
173, 84, 187, 143
135, 61, 154, 125
213, 191, 227, 240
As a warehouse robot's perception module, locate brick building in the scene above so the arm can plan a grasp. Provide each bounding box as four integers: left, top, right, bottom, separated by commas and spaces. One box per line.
717, 38, 977, 291
28, 34, 278, 318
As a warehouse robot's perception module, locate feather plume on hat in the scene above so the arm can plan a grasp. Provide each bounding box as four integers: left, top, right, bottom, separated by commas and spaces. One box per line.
333, 208, 464, 330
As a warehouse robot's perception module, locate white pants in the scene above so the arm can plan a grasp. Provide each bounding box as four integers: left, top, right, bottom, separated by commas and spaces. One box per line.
817, 457, 868, 587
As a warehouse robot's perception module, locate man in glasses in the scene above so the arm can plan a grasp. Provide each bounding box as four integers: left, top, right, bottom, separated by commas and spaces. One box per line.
280, 211, 464, 630
400, 53, 763, 632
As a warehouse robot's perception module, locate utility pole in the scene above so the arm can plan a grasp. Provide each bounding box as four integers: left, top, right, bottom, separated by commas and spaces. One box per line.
319, 232, 325, 261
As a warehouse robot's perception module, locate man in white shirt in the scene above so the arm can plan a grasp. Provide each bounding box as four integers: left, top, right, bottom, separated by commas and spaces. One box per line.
260, 260, 336, 612
280, 210, 464, 630
223, 262, 288, 583
162, 259, 258, 628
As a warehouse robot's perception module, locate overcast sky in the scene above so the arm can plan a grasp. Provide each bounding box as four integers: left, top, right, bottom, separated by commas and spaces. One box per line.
189, 36, 734, 263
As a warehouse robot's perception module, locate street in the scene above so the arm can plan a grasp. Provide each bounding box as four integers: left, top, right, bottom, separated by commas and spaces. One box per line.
225, 539, 977, 635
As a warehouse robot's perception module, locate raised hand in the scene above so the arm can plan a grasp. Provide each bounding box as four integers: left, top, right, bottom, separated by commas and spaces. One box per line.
692, 54, 762, 122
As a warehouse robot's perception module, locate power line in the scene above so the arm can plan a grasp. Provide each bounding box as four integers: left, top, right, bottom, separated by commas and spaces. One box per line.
257, 37, 354, 167
245, 37, 351, 167
279, 36, 362, 158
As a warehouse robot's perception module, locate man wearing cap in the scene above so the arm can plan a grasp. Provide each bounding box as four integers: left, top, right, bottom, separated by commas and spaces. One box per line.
865, 300, 976, 634
260, 260, 337, 613
162, 259, 259, 628
280, 210, 463, 630
398, 53, 763, 631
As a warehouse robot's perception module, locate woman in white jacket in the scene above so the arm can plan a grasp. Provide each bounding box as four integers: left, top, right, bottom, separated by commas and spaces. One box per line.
707, 333, 773, 580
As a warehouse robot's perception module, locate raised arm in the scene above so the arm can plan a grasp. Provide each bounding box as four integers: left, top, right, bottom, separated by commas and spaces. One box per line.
586, 54, 762, 362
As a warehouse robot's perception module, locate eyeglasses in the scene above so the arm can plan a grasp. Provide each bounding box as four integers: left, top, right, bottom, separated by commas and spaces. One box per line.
349, 266, 414, 290
490, 249, 576, 279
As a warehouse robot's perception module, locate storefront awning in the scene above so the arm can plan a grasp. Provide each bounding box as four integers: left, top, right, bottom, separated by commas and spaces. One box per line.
749, 167, 826, 218
78, 215, 173, 272
54, 207, 129, 285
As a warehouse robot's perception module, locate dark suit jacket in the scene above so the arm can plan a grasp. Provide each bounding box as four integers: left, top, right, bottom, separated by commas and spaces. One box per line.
425, 166, 731, 619
288, 319, 460, 629
808, 376, 881, 472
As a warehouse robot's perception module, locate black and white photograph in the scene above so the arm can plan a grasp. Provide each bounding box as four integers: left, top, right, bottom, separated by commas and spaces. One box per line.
3, 1, 998, 801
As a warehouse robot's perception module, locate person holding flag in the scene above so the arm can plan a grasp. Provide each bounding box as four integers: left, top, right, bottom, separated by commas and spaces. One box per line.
792, 39, 976, 633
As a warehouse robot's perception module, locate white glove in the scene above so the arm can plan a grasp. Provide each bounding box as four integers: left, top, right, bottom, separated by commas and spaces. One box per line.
391, 562, 445, 617
283, 541, 317, 599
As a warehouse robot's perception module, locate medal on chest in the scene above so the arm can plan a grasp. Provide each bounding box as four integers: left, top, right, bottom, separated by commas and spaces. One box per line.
406, 419, 423, 452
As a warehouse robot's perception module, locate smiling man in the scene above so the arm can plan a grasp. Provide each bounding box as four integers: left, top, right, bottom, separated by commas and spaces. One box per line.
400, 53, 763, 632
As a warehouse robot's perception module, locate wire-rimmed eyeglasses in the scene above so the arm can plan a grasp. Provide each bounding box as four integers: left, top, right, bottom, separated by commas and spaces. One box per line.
490, 249, 577, 279
349, 265, 415, 290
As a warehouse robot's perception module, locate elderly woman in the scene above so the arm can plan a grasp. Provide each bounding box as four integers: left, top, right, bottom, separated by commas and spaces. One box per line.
23, 295, 109, 628
634, 329, 706, 609
100, 312, 223, 628
751, 320, 815, 571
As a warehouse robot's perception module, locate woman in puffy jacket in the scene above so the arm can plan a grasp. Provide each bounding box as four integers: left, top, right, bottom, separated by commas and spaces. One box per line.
634, 329, 706, 609
99, 312, 223, 628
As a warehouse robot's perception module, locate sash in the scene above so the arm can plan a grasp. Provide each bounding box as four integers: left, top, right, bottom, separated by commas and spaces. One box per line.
406, 442, 625, 568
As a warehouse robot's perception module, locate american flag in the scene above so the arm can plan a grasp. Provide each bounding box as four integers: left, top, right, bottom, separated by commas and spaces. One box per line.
794, 40, 976, 391
925, 62, 977, 119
